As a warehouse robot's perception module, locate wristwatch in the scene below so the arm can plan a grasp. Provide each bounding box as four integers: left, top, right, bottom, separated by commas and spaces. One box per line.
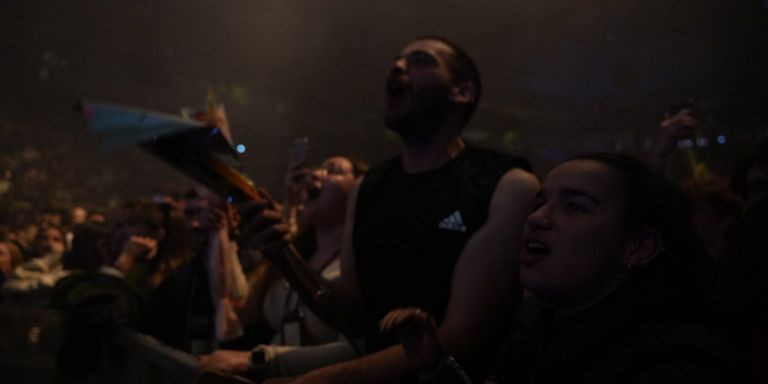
249, 347, 268, 380
251, 347, 266, 368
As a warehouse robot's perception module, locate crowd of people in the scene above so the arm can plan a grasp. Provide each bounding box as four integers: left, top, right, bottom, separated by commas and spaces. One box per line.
1, 36, 767, 384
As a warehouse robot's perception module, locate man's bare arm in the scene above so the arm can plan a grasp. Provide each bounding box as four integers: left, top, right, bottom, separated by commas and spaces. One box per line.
285, 345, 410, 384
440, 168, 539, 358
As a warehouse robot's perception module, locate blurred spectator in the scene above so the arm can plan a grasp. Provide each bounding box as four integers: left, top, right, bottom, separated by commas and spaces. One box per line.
183, 194, 249, 346
70, 205, 88, 226
680, 177, 743, 263
39, 206, 66, 230
62, 222, 110, 271
32, 225, 67, 259
731, 144, 768, 207
2, 225, 69, 304
0, 241, 24, 289
52, 197, 255, 380
9, 221, 38, 260
87, 210, 107, 224
648, 102, 699, 177
52, 201, 178, 378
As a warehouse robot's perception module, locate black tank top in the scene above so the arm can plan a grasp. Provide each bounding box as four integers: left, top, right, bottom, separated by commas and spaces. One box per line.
354, 144, 531, 352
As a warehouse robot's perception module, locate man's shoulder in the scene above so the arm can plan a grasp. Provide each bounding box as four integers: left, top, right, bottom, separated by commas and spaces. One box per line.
363, 145, 532, 176
359, 146, 533, 195
459, 145, 535, 202
463, 144, 532, 174
357, 156, 403, 191
366, 155, 403, 175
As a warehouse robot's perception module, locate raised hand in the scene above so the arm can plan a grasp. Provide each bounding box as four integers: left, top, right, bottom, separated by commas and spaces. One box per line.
197, 349, 251, 376
239, 192, 291, 260
654, 107, 698, 157
112, 235, 158, 273
379, 307, 444, 373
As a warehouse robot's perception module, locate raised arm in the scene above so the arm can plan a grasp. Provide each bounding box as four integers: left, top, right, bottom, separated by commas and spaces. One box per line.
648, 107, 698, 175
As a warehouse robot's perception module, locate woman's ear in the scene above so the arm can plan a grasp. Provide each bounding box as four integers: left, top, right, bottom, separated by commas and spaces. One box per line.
623, 227, 664, 268
449, 82, 476, 104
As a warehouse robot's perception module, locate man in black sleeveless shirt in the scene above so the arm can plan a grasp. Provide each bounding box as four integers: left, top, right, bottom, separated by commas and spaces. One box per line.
240, 37, 539, 383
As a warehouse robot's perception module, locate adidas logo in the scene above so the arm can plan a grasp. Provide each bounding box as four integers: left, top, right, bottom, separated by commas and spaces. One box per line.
438, 210, 466, 232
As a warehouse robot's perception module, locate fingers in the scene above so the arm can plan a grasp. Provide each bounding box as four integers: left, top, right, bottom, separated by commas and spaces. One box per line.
237, 200, 270, 224
196, 350, 251, 375
657, 109, 698, 153
129, 236, 157, 248
122, 236, 158, 260
678, 113, 697, 125
255, 223, 290, 247
242, 209, 284, 236
194, 208, 226, 231
228, 206, 241, 228
237, 188, 280, 220
257, 187, 280, 211
197, 351, 221, 371
662, 109, 698, 129
240, 207, 290, 255
287, 166, 311, 183
211, 207, 226, 220
210, 207, 228, 230
197, 354, 211, 369
197, 352, 227, 373
379, 307, 444, 372
235, 188, 294, 256
378, 307, 431, 335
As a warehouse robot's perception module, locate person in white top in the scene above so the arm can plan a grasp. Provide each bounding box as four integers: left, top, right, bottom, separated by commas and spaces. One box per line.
199, 155, 367, 378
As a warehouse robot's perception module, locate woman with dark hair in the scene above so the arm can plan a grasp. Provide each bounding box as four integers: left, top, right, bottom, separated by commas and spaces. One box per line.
523, 153, 712, 315
381, 153, 729, 384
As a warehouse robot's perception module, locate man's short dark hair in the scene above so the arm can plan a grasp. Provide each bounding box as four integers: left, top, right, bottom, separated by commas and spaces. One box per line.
415, 36, 482, 128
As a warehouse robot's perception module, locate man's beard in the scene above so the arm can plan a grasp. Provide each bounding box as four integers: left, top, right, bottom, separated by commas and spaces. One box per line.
385, 85, 453, 144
